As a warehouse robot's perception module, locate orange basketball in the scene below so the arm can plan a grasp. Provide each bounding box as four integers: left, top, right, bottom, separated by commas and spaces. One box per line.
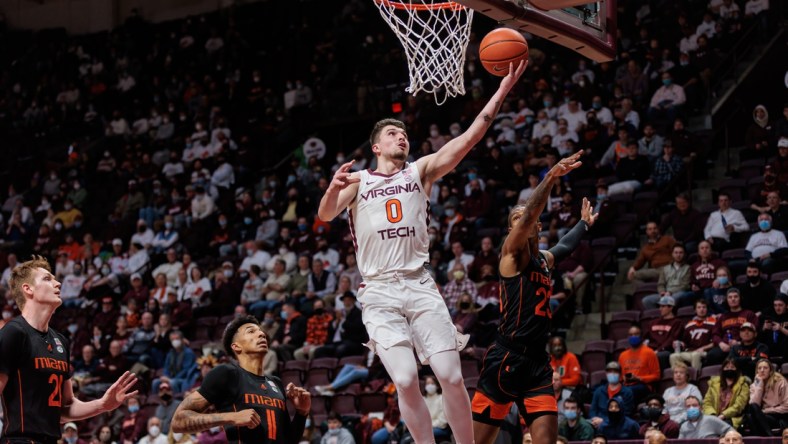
479, 28, 529, 76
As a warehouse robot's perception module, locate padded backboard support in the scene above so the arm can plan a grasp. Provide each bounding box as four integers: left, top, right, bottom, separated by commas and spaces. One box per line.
454, 0, 617, 62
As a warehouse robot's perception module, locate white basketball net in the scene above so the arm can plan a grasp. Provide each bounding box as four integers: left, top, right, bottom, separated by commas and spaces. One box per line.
374, 0, 473, 105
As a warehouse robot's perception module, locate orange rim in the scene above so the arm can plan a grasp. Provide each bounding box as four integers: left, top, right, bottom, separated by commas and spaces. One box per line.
374, 0, 466, 11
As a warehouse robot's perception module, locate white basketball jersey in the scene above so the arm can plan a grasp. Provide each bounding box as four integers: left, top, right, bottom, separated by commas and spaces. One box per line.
348, 163, 430, 279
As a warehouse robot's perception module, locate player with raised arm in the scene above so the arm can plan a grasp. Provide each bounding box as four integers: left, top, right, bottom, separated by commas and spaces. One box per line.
472, 151, 598, 444
171, 315, 310, 443
0, 255, 138, 444
318, 61, 527, 444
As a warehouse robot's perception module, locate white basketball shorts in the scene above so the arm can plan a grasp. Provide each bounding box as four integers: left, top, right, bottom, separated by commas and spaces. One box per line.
358, 268, 466, 364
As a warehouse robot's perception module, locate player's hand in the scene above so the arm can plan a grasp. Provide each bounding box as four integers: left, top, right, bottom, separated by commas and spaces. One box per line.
286, 382, 312, 415
500, 59, 528, 92
329, 160, 359, 192
100, 371, 139, 412
580, 197, 599, 226
548, 150, 583, 178
233, 409, 261, 429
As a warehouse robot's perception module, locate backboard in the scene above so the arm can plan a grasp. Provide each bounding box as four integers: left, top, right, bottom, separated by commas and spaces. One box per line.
454, 0, 617, 62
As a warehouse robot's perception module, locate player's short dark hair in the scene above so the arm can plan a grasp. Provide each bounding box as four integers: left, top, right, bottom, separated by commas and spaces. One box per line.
508, 204, 527, 228
370, 118, 406, 146
10, 255, 52, 310
222, 315, 260, 358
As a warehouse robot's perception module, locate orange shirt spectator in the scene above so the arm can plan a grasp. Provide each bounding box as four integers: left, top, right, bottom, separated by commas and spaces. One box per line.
619, 342, 661, 386
551, 352, 582, 387
549, 337, 582, 387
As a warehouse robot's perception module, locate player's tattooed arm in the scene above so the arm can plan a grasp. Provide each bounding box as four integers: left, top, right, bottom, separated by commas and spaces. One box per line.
503, 151, 584, 263
418, 62, 526, 185
172, 392, 261, 433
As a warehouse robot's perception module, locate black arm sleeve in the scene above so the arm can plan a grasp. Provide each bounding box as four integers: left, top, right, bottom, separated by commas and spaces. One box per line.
548, 220, 588, 264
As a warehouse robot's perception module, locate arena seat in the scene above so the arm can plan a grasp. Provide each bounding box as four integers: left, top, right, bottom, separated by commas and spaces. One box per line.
359, 392, 389, 414
337, 355, 365, 368
611, 310, 641, 322
582, 350, 608, 374
331, 394, 360, 416
583, 340, 614, 354
606, 319, 634, 341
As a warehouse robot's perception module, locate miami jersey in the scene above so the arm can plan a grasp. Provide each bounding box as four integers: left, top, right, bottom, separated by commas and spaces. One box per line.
348, 164, 430, 279
198, 363, 304, 443
0, 316, 72, 441
498, 252, 553, 347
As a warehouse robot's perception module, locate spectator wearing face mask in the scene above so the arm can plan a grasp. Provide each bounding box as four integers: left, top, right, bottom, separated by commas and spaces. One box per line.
321, 412, 355, 444
0, 305, 15, 329
702, 358, 748, 430
62, 422, 88, 444
131, 218, 155, 250
738, 262, 776, 315
54, 198, 83, 229
745, 214, 787, 274
421, 375, 450, 442
154, 380, 181, 434
60, 263, 87, 308
452, 292, 477, 335
152, 249, 183, 288
119, 397, 149, 443
153, 330, 198, 394
639, 394, 680, 439
704, 266, 734, 315
742, 104, 773, 162
239, 240, 271, 274
619, 324, 661, 403
589, 362, 635, 428
441, 264, 477, 315
559, 397, 594, 440
313, 238, 340, 274
597, 397, 639, 440
680, 395, 733, 438
662, 362, 703, 424
152, 215, 179, 255
549, 336, 582, 389
139, 416, 168, 444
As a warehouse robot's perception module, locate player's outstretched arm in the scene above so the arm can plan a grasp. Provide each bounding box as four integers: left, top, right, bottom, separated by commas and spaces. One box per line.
285, 382, 311, 443
172, 391, 261, 434
418, 60, 527, 185
543, 197, 599, 269
318, 160, 360, 222
61, 371, 138, 422
501, 151, 583, 272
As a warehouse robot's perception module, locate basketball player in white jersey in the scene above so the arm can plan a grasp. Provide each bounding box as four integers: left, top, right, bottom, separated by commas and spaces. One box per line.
318, 61, 526, 444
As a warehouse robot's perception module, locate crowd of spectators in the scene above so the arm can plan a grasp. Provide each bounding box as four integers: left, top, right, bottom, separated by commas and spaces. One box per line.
0, 0, 785, 443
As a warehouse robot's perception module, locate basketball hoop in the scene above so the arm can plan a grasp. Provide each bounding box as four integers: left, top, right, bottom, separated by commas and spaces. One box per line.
373, 0, 473, 105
